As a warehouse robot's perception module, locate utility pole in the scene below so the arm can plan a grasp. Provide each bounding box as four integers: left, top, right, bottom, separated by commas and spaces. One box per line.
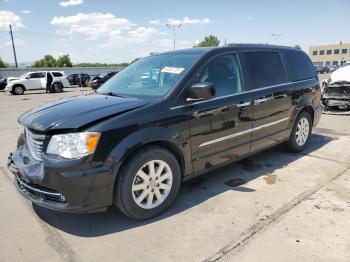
166, 23, 182, 51
9, 24, 18, 68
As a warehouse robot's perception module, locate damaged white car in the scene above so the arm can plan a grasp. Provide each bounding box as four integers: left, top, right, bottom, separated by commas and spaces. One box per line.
321, 63, 350, 110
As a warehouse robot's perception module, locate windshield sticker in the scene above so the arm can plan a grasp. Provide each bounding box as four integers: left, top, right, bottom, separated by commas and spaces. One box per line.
161, 66, 184, 74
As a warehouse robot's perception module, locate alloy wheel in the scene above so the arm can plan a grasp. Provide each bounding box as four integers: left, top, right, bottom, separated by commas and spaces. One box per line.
132, 160, 173, 209
14, 86, 23, 95
295, 117, 310, 146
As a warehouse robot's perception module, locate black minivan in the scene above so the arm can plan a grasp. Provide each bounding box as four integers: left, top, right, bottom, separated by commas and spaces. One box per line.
8, 44, 321, 220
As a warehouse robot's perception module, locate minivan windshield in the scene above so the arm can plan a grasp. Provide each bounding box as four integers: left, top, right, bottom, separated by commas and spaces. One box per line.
97, 53, 201, 98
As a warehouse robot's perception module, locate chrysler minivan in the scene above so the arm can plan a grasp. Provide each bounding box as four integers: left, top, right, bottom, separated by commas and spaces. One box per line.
8, 44, 321, 220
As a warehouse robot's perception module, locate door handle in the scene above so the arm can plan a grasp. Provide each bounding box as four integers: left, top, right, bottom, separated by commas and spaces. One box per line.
236, 101, 251, 108
254, 97, 273, 104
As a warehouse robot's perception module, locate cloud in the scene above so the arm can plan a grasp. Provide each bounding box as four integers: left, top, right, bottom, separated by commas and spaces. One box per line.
20, 10, 31, 14
59, 0, 84, 7
128, 27, 157, 39
51, 13, 158, 46
244, 16, 253, 21
149, 19, 160, 25
167, 16, 210, 26
0, 38, 26, 48
51, 12, 136, 40
0, 10, 24, 31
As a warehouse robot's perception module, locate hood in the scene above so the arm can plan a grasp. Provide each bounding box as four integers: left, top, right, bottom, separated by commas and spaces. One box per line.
19, 93, 149, 132
7, 77, 19, 82
331, 65, 350, 82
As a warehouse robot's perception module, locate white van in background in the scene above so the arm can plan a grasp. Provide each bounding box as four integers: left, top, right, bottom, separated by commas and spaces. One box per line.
5, 71, 70, 95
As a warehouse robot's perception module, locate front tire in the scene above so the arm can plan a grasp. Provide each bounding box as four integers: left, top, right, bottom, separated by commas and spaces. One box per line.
12, 85, 24, 95
286, 111, 312, 152
115, 146, 181, 220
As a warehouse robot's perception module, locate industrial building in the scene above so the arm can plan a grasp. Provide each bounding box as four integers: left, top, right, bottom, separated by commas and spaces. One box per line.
309, 42, 350, 66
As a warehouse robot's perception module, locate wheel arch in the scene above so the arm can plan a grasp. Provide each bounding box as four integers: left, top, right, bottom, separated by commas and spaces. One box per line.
108, 127, 190, 182
294, 97, 316, 125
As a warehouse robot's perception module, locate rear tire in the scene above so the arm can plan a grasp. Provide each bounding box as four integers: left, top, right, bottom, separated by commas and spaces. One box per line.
52, 82, 63, 93
114, 146, 181, 220
286, 111, 312, 152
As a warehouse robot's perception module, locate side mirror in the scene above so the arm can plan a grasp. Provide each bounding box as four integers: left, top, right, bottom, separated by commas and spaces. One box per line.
187, 82, 216, 102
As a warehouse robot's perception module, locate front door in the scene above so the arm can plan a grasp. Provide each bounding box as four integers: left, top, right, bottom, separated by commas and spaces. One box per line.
26, 72, 43, 90
188, 53, 253, 172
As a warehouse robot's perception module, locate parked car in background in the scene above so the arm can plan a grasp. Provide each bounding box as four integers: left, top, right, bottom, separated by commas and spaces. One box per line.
329, 65, 339, 72
66, 73, 90, 87
314, 65, 330, 74
321, 64, 350, 110
5, 71, 70, 95
7, 44, 321, 220
0, 77, 7, 90
90, 71, 118, 89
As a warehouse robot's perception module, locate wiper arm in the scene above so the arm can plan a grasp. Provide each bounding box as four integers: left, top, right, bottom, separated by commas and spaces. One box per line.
99, 91, 129, 98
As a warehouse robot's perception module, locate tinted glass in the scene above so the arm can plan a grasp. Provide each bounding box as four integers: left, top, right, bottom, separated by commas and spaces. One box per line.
320, 50, 325, 55
342, 49, 348, 54
285, 50, 316, 81
334, 49, 339, 54
97, 53, 201, 98
245, 51, 286, 89
312, 51, 317, 55
52, 72, 63, 77
327, 50, 332, 55
194, 54, 243, 97
29, 72, 44, 79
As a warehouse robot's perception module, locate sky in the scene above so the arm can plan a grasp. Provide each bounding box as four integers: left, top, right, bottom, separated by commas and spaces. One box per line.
0, 0, 349, 65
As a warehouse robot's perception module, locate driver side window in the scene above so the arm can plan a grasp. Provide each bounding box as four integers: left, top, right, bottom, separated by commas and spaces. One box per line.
28, 73, 42, 79
194, 54, 243, 98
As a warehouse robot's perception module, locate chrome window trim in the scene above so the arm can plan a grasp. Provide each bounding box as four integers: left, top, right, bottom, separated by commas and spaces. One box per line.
170, 78, 315, 110
198, 117, 289, 147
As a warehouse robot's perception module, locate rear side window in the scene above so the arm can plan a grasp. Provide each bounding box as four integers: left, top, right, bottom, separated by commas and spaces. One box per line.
245, 51, 286, 89
285, 50, 316, 81
52, 72, 63, 77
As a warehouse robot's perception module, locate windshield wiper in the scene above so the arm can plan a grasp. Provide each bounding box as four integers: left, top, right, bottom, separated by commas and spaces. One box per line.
99, 91, 129, 98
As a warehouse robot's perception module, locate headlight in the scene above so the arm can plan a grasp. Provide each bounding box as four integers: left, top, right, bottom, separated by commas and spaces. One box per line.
47, 132, 100, 159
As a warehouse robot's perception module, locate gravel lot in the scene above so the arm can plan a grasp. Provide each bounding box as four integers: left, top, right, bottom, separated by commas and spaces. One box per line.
0, 87, 349, 262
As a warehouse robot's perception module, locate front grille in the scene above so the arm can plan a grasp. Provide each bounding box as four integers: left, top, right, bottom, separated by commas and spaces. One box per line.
25, 128, 45, 161
325, 86, 350, 95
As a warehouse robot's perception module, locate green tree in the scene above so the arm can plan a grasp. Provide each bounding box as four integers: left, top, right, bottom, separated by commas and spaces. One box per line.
197, 35, 220, 47
130, 58, 140, 64
32, 54, 57, 67
56, 54, 72, 67
0, 57, 9, 68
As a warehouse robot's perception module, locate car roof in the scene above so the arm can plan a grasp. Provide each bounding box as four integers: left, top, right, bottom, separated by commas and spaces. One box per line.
156, 43, 299, 56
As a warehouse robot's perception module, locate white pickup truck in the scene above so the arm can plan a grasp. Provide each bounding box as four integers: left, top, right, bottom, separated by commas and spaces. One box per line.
5, 71, 70, 95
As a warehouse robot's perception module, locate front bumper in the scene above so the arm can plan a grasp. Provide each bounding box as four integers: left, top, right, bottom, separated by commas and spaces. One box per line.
7, 145, 115, 213
4, 85, 13, 92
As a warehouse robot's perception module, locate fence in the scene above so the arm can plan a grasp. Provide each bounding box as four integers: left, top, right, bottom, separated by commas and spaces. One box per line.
0, 67, 124, 78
